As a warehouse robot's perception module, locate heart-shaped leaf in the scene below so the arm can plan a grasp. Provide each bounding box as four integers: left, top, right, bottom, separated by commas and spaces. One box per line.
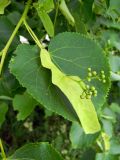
48, 32, 110, 110
8, 142, 63, 160
40, 48, 100, 133
9, 44, 78, 122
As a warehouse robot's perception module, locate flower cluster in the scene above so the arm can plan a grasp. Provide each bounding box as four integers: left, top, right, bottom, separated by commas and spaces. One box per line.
87, 68, 106, 84
80, 68, 107, 99
80, 85, 97, 99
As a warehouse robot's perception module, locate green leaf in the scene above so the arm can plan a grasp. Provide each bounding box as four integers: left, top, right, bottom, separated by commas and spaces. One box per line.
109, 139, 120, 155
101, 119, 113, 138
0, 0, 11, 14
59, 0, 75, 26
68, 0, 94, 33
9, 44, 78, 123
0, 102, 8, 127
81, 0, 94, 22
110, 103, 120, 114
37, 0, 54, 13
111, 72, 120, 81
70, 122, 99, 149
102, 107, 116, 123
7, 11, 21, 26
95, 153, 116, 160
68, 0, 87, 34
93, 0, 108, 15
101, 132, 110, 151
36, 8, 54, 37
0, 63, 19, 97
81, 148, 96, 160
0, 16, 19, 50
48, 32, 110, 110
40, 48, 100, 133
107, 0, 120, 20
8, 142, 63, 160
13, 92, 38, 120
7, 158, 34, 160
109, 55, 120, 72
0, 16, 14, 45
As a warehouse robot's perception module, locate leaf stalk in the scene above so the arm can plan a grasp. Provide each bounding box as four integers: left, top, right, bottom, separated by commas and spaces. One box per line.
0, 139, 7, 160
0, 0, 32, 75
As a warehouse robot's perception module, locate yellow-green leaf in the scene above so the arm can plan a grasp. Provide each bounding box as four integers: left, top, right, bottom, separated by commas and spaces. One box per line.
37, 10, 54, 37
0, 0, 11, 14
40, 48, 101, 134
59, 0, 75, 26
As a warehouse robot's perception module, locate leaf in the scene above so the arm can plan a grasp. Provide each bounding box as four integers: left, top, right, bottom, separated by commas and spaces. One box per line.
109, 55, 120, 72
111, 72, 120, 81
110, 103, 120, 114
7, 11, 21, 26
68, 0, 87, 34
102, 107, 116, 123
80, 149, 96, 160
0, 0, 11, 14
70, 122, 99, 149
8, 159, 34, 160
0, 16, 14, 45
48, 32, 110, 110
81, 0, 94, 22
9, 44, 78, 123
101, 30, 120, 51
35, 8, 54, 37
93, 0, 108, 15
101, 132, 110, 151
101, 119, 113, 138
107, 0, 120, 20
8, 142, 63, 160
95, 153, 116, 160
68, 0, 94, 33
109, 139, 120, 155
40, 48, 101, 133
0, 16, 19, 50
0, 61, 19, 97
0, 102, 8, 127
37, 0, 54, 13
59, 0, 75, 26
13, 92, 38, 120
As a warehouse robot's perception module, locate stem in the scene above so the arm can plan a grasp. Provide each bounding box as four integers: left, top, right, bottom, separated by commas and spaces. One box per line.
0, 51, 2, 57
54, 1, 59, 30
0, 96, 13, 101
24, 20, 44, 49
0, 139, 7, 160
101, 114, 114, 120
0, 0, 32, 75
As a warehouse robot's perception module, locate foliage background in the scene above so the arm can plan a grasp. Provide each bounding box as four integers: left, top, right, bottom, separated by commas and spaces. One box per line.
0, 0, 120, 159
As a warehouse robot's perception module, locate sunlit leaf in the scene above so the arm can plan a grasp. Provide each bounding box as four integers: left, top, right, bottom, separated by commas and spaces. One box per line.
40, 48, 101, 134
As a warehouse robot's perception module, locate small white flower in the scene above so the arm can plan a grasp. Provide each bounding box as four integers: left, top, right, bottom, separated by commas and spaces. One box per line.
45, 34, 50, 41
41, 42, 47, 47
19, 35, 29, 44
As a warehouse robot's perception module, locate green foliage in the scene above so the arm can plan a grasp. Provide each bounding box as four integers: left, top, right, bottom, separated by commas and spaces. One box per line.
0, 102, 8, 127
59, 0, 75, 26
95, 153, 117, 160
8, 142, 63, 160
48, 32, 110, 110
13, 92, 38, 120
35, 0, 54, 37
37, 0, 54, 13
70, 122, 99, 149
9, 44, 78, 122
0, 16, 18, 50
0, 0, 120, 159
40, 48, 101, 133
0, 0, 11, 14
